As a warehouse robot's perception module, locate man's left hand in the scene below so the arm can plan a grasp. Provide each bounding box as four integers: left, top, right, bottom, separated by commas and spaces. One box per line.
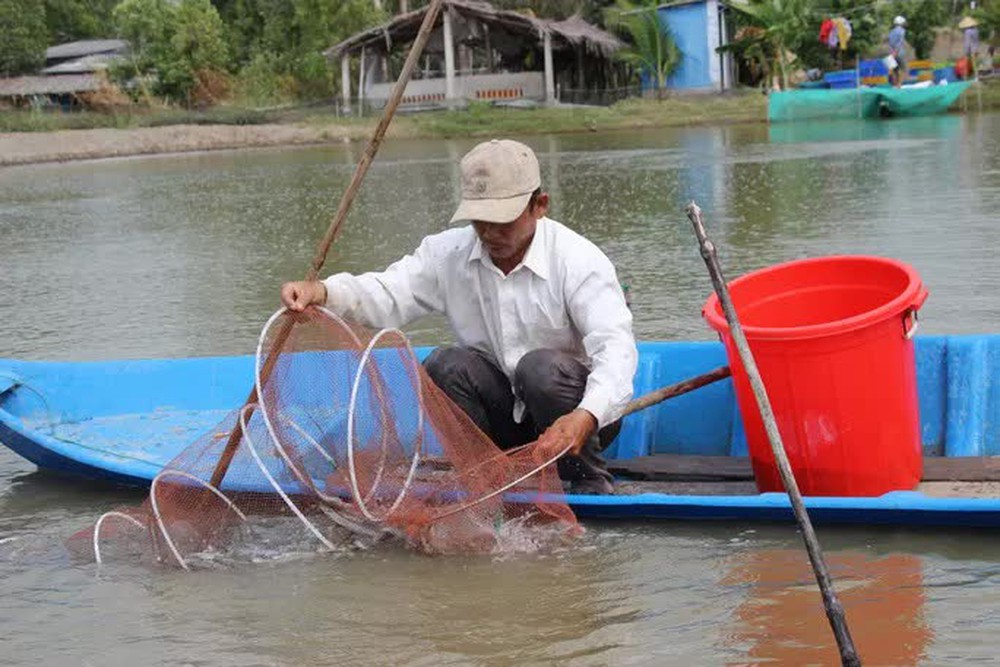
536, 409, 597, 458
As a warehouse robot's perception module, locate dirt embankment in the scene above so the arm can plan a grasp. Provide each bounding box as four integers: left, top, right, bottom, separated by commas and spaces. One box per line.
0, 123, 362, 167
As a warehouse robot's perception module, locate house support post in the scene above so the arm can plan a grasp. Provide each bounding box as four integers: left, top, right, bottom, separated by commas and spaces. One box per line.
341, 56, 351, 110
543, 31, 555, 105
443, 8, 457, 102
358, 47, 366, 114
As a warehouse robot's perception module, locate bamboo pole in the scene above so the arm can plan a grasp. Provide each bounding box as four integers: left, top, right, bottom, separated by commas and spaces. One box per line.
208, 0, 446, 489
684, 202, 861, 667
621, 366, 730, 417
856, 54, 862, 119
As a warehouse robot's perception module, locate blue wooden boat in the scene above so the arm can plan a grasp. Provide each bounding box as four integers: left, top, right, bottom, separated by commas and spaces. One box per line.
3, 335, 1000, 527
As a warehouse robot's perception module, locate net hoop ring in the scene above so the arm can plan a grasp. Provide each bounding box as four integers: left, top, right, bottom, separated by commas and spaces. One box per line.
346, 327, 425, 523
429, 442, 573, 524
150, 469, 248, 570
93, 511, 145, 565
238, 404, 339, 550
255, 306, 362, 511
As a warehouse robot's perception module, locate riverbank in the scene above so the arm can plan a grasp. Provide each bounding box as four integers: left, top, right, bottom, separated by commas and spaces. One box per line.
0, 94, 766, 166
2, 82, 996, 167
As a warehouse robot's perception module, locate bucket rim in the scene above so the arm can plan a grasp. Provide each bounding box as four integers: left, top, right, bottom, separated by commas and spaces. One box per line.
702, 255, 927, 341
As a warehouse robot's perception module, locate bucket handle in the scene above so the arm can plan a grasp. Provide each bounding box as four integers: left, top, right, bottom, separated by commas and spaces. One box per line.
903, 309, 920, 339
903, 287, 929, 340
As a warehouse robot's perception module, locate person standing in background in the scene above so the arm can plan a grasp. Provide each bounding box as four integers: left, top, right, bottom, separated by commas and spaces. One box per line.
888, 16, 908, 87
960, 16, 980, 77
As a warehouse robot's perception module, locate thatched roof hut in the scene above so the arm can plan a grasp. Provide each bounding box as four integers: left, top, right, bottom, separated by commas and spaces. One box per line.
325, 0, 625, 108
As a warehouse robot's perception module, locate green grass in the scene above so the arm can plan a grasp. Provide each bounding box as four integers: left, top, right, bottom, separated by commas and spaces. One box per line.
1, 94, 768, 137
957, 77, 1000, 109
0, 106, 276, 133
402, 94, 768, 138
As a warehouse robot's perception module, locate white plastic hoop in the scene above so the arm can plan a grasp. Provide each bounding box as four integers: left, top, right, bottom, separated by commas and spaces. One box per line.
150, 469, 247, 570
239, 404, 338, 550
283, 414, 336, 466
346, 327, 424, 522
93, 511, 145, 565
255, 306, 362, 510
429, 442, 573, 524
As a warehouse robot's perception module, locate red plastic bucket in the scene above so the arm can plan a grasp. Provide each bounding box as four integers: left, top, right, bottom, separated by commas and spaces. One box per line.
703, 256, 928, 496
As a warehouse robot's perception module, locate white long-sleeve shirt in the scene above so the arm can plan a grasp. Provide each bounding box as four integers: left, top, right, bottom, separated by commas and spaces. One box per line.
322, 217, 637, 428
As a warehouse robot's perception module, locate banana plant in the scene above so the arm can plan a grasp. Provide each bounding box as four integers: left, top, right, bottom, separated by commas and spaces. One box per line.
726, 0, 810, 90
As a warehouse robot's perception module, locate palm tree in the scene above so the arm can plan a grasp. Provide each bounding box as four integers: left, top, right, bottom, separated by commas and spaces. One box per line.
606, 2, 682, 99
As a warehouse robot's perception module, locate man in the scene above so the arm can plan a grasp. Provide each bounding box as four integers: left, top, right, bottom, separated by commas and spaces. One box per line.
888, 16, 908, 88
281, 139, 637, 495
960, 16, 980, 78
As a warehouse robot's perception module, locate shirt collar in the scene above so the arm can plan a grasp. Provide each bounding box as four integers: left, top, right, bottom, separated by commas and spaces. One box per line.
467, 218, 551, 281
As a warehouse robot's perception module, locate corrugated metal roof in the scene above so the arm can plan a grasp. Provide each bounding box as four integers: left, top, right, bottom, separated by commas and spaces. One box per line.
45, 40, 128, 61
42, 53, 123, 74
0, 74, 102, 96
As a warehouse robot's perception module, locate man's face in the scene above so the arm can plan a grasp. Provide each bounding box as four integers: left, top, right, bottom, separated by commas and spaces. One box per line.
473, 193, 549, 263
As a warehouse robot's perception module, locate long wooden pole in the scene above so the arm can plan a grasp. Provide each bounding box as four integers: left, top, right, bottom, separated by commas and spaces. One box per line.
684, 202, 861, 667
208, 0, 446, 489
621, 365, 730, 417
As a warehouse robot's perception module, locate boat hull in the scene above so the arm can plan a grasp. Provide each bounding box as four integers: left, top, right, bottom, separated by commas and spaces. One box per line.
768, 82, 972, 122
3, 335, 1000, 526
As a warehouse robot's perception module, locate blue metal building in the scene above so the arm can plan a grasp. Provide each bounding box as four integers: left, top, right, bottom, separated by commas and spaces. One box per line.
654, 0, 735, 91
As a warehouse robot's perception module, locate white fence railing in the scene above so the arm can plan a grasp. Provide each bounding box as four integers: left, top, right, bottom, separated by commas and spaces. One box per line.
366, 71, 546, 106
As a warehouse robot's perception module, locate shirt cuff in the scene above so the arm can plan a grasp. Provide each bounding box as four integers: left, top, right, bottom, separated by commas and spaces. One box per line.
321, 274, 356, 313
577, 385, 615, 430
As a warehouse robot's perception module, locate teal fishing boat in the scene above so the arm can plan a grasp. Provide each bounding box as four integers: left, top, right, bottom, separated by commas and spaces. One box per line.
768, 82, 972, 122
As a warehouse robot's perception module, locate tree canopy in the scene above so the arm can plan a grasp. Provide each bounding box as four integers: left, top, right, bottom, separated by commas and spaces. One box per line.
0, 0, 979, 103
1, 0, 48, 76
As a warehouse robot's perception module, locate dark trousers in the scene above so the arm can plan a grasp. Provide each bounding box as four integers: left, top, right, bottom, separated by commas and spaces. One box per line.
424, 346, 619, 486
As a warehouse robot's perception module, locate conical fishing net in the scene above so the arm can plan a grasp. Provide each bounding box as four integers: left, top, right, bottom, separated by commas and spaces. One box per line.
69, 307, 580, 568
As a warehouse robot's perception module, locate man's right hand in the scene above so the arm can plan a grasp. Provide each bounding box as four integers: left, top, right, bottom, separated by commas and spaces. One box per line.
280, 280, 327, 312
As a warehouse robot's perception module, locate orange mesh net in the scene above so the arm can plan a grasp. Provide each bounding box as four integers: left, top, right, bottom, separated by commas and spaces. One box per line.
69, 307, 580, 568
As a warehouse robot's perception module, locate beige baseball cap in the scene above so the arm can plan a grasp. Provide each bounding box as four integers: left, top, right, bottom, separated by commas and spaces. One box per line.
450, 139, 541, 224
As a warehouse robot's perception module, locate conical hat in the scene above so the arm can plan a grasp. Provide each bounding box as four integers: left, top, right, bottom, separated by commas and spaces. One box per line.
959, 16, 979, 29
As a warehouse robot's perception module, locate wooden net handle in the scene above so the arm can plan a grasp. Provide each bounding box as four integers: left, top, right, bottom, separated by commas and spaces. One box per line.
209, 0, 447, 489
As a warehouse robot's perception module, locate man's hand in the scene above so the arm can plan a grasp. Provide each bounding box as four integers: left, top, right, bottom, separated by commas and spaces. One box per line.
536, 409, 598, 459
280, 280, 327, 312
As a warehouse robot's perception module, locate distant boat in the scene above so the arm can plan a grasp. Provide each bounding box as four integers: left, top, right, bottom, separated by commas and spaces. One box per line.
769, 81, 973, 122
4, 335, 1000, 527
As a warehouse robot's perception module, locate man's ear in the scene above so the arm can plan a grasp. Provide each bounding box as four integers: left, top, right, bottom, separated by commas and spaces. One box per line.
532, 192, 550, 216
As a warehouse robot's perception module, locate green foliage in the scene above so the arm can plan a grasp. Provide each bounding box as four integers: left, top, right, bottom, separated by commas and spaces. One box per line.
974, 3, 1000, 42
727, 0, 810, 88
606, 1, 681, 95
113, 0, 229, 103
216, 0, 383, 101
791, 2, 880, 70
43, 0, 118, 42
0, 0, 48, 76
723, 0, 953, 83
159, 0, 229, 98
232, 51, 297, 106
174, 0, 229, 72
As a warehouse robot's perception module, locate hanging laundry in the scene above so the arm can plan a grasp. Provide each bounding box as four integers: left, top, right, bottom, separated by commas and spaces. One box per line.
836, 17, 853, 51
826, 18, 853, 51
819, 18, 835, 44
828, 19, 840, 49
